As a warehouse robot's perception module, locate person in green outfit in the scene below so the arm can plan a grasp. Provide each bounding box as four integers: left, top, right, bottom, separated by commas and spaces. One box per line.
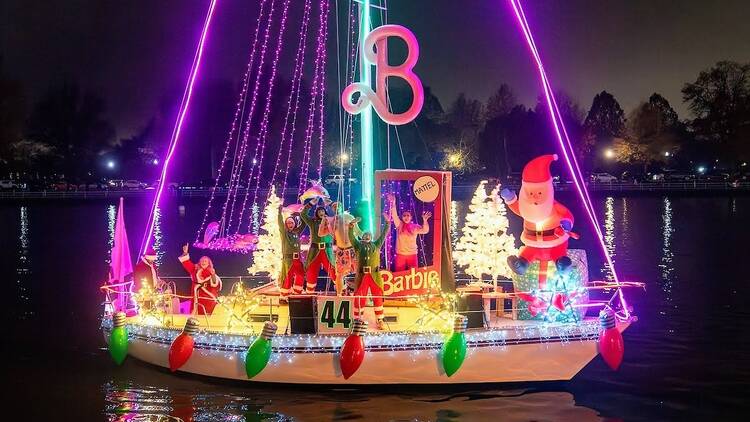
348, 212, 391, 329
301, 197, 337, 292
278, 209, 305, 297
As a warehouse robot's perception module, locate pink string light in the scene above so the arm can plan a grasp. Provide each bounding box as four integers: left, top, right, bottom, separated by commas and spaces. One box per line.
298, 0, 329, 195
224, 0, 279, 234
272, 0, 314, 199
315, 0, 330, 181
195, 0, 270, 243
239, 0, 292, 233
507, 0, 620, 284
141, 0, 219, 255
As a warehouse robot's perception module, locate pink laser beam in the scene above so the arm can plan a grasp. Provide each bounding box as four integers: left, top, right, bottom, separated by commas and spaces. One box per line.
507, 0, 620, 284
142, 0, 219, 255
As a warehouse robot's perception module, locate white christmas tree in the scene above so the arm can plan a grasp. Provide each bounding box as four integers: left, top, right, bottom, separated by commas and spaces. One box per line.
247, 186, 282, 282
454, 181, 518, 281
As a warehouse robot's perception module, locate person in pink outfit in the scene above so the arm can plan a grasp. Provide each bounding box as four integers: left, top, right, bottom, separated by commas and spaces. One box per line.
387, 193, 432, 272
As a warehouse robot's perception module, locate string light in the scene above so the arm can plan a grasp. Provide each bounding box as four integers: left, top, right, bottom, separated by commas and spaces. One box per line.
196, 0, 271, 243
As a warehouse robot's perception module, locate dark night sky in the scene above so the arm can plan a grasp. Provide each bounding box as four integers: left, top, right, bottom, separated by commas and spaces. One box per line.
2, 0, 749, 140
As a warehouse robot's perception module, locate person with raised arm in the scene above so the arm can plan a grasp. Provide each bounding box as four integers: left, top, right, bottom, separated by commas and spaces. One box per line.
318, 201, 362, 296
179, 243, 222, 315
300, 197, 337, 292
349, 212, 391, 330
387, 193, 432, 271
278, 208, 305, 297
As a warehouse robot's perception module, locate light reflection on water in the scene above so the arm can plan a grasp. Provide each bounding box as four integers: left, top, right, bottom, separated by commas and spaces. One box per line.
602, 197, 616, 281
17, 206, 32, 318
659, 197, 674, 321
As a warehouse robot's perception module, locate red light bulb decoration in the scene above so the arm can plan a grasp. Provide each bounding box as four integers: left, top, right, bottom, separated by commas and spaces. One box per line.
339, 319, 367, 380
598, 308, 624, 371
169, 317, 199, 372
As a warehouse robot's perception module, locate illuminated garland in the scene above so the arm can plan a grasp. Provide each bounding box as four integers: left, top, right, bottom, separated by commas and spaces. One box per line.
101, 317, 601, 365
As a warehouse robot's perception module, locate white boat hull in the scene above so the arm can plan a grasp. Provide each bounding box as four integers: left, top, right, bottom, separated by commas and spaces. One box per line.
103, 320, 627, 385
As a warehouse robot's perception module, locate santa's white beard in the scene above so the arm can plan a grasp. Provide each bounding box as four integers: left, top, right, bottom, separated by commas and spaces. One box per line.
519, 197, 553, 224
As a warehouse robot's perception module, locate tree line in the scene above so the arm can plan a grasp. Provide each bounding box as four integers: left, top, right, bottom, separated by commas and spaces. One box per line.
1, 59, 748, 183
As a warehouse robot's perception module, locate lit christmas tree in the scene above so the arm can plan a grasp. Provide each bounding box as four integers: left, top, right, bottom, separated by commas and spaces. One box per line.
247, 186, 283, 282
454, 181, 518, 281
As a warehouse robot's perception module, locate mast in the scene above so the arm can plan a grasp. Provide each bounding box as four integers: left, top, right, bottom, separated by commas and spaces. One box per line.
357, 0, 375, 232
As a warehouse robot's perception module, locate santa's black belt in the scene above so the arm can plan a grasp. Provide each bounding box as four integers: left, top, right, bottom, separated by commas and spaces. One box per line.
284, 253, 301, 259
524, 228, 557, 236
313, 242, 331, 249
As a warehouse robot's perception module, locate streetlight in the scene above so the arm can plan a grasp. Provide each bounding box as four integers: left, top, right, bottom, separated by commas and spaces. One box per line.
604, 149, 614, 159
339, 153, 349, 163
152, 158, 159, 165
107, 160, 116, 169
697, 166, 706, 174
664, 151, 670, 157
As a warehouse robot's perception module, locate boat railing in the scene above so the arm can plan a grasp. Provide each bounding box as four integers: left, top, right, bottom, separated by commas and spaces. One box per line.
101, 275, 643, 335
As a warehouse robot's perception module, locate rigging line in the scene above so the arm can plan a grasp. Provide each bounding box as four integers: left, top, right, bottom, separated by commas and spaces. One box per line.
315, 0, 330, 181
225, 0, 279, 234
195, 0, 270, 243
241, 0, 293, 232
335, 0, 345, 151
141, 0, 218, 255
271, 0, 313, 199
509, 0, 620, 284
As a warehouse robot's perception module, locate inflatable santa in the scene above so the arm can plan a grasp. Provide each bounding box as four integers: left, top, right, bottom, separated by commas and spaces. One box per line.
500, 154, 576, 275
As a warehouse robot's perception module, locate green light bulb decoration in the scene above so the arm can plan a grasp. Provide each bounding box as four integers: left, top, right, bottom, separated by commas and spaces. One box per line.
441, 315, 468, 377
109, 312, 128, 365
245, 321, 278, 379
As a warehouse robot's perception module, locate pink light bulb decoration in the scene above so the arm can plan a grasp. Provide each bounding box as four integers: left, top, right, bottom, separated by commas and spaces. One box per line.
598, 309, 624, 371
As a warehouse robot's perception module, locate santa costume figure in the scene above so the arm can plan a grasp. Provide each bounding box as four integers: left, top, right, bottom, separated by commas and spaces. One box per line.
500, 154, 575, 275
179, 244, 222, 315
133, 247, 161, 292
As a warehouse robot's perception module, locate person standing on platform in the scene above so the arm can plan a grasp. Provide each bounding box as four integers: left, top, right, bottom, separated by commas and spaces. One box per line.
387, 193, 431, 271
278, 209, 305, 297
319, 201, 361, 296
349, 212, 391, 330
300, 198, 337, 292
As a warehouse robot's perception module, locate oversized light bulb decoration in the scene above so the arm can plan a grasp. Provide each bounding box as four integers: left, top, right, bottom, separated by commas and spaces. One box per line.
169, 317, 199, 372
245, 321, 278, 379
341, 25, 424, 126
598, 309, 624, 371
441, 315, 469, 377
339, 319, 367, 380
109, 312, 128, 365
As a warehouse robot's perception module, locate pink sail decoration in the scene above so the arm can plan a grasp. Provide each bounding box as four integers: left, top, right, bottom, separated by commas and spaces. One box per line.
109, 197, 134, 314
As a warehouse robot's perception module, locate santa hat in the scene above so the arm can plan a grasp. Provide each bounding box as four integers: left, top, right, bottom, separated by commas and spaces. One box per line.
522, 154, 558, 183
144, 247, 157, 261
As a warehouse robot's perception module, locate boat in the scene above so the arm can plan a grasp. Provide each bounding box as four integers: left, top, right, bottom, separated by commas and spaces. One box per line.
99, 0, 643, 385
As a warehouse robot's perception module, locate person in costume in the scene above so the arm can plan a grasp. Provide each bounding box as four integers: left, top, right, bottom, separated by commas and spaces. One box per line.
300, 197, 337, 292
179, 243, 223, 315
500, 154, 576, 275
387, 193, 432, 271
133, 247, 161, 292
133, 247, 179, 313
318, 201, 362, 296
349, 212, 391, 330
278, 209, 305, 297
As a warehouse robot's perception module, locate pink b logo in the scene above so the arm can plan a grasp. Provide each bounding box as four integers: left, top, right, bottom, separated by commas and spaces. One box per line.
341, 25, 424, 126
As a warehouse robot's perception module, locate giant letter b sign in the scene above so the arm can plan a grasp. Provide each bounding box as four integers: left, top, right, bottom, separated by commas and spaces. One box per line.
341, 25, 424, 126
